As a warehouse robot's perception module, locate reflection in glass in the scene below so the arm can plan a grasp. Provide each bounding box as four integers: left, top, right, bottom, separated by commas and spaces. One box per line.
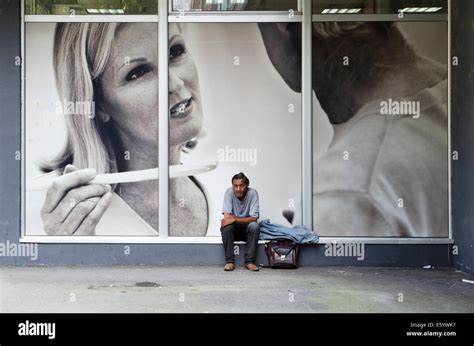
312, 0, 447, 14
25, 0, 158, 15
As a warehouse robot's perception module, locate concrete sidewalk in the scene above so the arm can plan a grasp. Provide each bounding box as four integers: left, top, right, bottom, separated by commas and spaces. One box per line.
0, 266, 473, 313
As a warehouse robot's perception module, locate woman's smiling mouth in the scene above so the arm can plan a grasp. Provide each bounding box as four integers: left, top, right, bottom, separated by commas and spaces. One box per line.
170, 97, 194, 119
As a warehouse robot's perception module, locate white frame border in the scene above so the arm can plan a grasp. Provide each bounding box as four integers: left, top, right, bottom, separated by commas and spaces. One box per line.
24, 15, 159, 22
302, 0, 312, 228
158, 0, 169, 239
447, 0, 453, 241
19, 236, 453, 244
20, 0, 25, 241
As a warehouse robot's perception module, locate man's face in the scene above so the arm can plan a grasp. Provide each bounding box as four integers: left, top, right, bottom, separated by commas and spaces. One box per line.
232, 179, 248, 199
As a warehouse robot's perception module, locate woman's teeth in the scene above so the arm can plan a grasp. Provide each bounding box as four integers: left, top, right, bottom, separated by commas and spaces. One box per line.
170, 98, 192, 118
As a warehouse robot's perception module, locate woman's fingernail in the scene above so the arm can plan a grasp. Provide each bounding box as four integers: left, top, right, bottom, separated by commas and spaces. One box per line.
84, 169, 97, 176
105, 184, 112, 192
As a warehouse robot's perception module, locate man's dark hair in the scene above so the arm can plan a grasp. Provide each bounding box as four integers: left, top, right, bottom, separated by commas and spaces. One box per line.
232, 172, 250, 185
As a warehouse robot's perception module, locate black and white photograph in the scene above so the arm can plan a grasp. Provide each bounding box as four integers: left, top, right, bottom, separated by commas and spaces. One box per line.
307, 21, 448, 237
25, 22, 160, 236
1, 0, 473, 344
304, 21, 448, 237
24, 21, 303, 237
168, 23, 302, 236
24, 19, 447, 238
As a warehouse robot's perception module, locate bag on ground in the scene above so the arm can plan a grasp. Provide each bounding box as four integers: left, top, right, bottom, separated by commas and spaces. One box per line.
264, 239, 299, 269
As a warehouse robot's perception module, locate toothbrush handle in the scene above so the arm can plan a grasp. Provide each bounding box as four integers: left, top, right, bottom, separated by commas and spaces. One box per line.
26, 164, 217, 191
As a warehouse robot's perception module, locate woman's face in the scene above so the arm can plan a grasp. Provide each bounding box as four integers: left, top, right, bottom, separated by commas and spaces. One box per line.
168, 24, 203, 146
98, 23, 203, 150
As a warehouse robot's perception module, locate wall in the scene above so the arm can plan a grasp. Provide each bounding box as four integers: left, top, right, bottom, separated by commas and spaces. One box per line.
0, 0, 456, 267
451, 0, 474, 274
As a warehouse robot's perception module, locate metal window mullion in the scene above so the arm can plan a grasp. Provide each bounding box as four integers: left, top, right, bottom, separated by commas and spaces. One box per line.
448, 0, 452, 240
24, 15, 159, 22
168, 11, 302, 14
168, 13, 302, 23
158, 0, 169, 239
302, 0, 313, 229
21, 0, 26, 240
18, 236, 455, 245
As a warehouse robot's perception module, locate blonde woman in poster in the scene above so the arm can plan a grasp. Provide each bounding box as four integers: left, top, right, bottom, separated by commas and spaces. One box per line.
27, 23, 210, 236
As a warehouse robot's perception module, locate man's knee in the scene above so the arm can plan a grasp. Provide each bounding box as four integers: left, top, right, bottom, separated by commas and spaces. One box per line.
247, 222, 260, 234
220, 224, 236, 233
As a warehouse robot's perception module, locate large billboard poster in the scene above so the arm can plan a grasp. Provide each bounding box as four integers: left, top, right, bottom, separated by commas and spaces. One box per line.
25, 23, 160, 236
306, 21, 449, 237
24, 22, 302, 237
24, 20, 448, 239
167, 23, 302, 236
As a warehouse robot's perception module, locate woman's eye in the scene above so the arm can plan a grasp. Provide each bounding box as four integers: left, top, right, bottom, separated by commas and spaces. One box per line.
126, 64, 153, 82
170, 44, 186, 61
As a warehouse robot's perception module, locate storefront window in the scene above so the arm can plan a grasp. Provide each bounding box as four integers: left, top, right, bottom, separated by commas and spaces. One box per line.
168, 23, 302, 237
21, 0, 451, 242
24, 0, 158, 15
310, 20, 449, 237
24, 22, 160, 237
312, 0, 447, 14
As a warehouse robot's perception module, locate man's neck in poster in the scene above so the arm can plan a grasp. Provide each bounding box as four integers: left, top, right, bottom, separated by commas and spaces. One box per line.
323, 55, 447, 137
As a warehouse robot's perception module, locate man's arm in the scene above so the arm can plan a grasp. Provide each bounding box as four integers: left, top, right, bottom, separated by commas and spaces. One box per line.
233, 215, 258, 224
222, 213, 257, 226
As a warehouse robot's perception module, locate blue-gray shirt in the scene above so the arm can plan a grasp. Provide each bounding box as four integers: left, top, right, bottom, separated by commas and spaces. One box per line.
222, 187, 260, 218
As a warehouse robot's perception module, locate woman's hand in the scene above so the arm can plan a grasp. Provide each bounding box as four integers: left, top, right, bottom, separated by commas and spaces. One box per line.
40, 165, 113, 235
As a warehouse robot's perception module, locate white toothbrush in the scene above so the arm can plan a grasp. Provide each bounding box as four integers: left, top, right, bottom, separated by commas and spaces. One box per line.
26, 163, 218, 191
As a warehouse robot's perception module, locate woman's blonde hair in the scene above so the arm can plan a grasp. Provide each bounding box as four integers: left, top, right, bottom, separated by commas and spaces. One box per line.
42, 23, 120, 174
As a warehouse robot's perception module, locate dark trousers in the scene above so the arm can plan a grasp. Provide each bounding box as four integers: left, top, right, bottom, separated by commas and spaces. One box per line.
220, 222, 260, 264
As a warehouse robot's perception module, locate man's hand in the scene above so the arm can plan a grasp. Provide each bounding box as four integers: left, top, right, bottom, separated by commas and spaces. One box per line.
221, 218, 235, 227
221, 213, 236, 227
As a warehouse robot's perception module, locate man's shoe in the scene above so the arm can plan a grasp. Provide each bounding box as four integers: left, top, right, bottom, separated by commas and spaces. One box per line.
224, 262, 235, 271
245, 263, 259, 272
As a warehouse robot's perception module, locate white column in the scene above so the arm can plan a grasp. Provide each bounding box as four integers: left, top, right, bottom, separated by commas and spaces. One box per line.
159, 0, 170, 238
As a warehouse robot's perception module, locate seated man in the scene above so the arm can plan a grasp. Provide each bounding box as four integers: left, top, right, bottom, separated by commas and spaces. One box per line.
220, 172, 260, 272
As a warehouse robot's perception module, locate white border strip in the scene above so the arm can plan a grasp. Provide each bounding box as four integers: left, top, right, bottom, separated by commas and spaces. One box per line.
302, 0, 312, 229
20, 0, 25, 240
159, 0, 169, 239
25, 15, 159, 22
448, 0, 452, 240
19, 236, 454, 244
169, 13, 302, 22
169, 11, 302, 15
